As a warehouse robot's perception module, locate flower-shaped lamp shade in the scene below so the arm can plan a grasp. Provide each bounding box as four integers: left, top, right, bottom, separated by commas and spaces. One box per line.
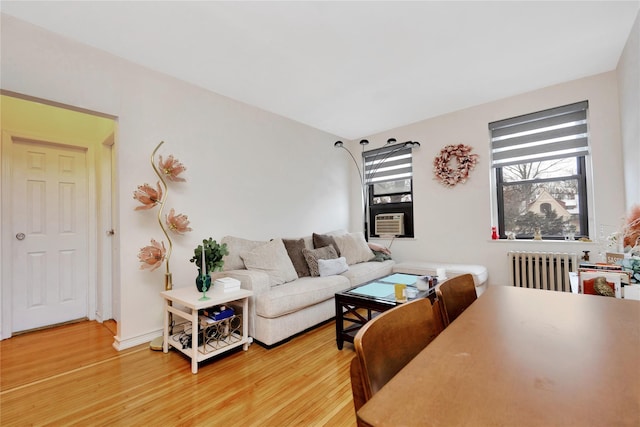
138, 239, 166, 271
158, 154, 186, 182
133, 182, 163, 210
166, 208, 192, 234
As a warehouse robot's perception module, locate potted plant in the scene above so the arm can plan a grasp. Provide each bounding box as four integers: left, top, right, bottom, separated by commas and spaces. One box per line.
620, 257, 640, 284
190, 238, 229, 292
191, 238, 229, 274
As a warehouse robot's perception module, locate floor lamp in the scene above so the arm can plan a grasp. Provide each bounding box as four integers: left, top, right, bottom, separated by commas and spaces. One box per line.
335, 138, 420, 241
334, 139, 369, 239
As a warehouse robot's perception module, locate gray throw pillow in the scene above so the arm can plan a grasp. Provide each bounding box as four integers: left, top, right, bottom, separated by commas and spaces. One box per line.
282, 238, 310, 277
303, 245, 338, 277
312, 233, 340, 256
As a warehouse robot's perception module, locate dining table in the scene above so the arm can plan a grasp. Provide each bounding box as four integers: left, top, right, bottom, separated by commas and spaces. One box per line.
357, 285, 640, 426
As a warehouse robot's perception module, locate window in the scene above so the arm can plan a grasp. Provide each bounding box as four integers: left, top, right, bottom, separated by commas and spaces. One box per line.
490, 101, 590, 239
363, 143, 416, 238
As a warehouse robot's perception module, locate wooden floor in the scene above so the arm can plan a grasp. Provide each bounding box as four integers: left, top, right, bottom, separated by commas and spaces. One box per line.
1, 320, 357, 426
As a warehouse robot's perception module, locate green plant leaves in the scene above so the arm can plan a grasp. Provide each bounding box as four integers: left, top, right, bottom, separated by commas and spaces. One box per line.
189, 238, 229, 273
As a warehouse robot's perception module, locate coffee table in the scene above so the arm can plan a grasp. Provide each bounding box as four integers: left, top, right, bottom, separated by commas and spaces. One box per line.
334, 273, 436, 350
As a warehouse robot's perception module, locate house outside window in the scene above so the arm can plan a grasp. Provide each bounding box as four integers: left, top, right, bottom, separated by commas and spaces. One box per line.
363, 143, 416, 238
490, 101, 590, 239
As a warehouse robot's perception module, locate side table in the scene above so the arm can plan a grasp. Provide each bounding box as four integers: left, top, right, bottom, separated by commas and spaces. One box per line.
161, 286, 253, 373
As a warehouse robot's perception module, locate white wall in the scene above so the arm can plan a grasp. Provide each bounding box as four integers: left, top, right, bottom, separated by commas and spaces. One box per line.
361, 72, 626, 288
617, 11, 640, 209
1, 12, 634, 347
0, 14, 351, 348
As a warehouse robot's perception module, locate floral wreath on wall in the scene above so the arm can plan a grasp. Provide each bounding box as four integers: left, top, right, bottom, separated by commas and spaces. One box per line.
433, 143, 479, 187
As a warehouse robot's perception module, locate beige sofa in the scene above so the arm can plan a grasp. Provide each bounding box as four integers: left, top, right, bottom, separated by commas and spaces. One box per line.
392, 261, 488, 295
210, 232, 394, 347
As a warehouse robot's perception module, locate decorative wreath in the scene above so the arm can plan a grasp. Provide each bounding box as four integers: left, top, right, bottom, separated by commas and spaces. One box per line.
433, 144, 479, 187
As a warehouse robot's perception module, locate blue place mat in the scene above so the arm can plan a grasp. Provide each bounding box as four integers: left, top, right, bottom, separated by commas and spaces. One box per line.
348, 282, 395, 299
379, 273, 418, 286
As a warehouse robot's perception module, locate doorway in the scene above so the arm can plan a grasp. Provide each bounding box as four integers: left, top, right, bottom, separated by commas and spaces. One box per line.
0, 93, 117, 338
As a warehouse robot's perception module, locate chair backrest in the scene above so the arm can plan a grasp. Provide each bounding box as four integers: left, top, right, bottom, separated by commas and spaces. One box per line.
431, 298, 446, 334
353, 298, 441, 401
435, 273, 477, 327
350, 356, 367, 413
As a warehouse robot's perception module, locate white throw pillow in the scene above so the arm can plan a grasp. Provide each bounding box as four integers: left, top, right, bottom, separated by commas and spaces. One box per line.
318, 257, 349, 277
240, 238, 298, 286
333, 232, 374, 265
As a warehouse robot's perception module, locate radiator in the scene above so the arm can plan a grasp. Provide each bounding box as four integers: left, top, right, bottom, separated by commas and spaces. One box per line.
508, 251, 577, 292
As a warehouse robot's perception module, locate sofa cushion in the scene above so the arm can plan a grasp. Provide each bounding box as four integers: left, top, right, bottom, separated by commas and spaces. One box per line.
240, 238, 298, 286
392, 261, 488, 287
333, 232, 374, 265
221, 235, 266, 271
318, 257, 349, 277
282, 238, 311, 277
303, 245, 338, 277
312, 233, 340, 255
255, 275, 351, 318
341, 259, 395, 286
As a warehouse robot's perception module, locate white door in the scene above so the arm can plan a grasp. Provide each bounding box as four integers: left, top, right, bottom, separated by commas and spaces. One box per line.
11, 138, 89, 332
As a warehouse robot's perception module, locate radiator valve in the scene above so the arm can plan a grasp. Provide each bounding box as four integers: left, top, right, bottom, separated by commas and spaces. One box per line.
582, 250, 590, 261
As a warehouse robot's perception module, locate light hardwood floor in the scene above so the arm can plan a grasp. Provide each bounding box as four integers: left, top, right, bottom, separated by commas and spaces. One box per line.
1, 320, 357, 426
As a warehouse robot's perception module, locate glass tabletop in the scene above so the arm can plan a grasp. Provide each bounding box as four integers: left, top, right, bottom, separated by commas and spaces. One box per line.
346, 273, 422, 302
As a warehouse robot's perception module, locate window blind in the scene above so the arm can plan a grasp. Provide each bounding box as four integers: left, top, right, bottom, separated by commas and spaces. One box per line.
489, 101, 589, 168
363, 144, 413, 184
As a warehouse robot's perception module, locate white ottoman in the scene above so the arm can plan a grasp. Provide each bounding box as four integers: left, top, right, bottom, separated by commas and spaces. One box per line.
393, 261, 489, 295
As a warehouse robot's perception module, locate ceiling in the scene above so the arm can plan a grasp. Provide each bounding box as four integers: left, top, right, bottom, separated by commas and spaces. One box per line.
2, 1, 638, 140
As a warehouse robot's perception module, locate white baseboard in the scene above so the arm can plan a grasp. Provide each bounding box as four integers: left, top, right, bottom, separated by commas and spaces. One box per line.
112, 329, 162, 351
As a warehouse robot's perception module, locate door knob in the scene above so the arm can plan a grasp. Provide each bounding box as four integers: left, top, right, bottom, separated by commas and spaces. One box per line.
16, 233, 25, 240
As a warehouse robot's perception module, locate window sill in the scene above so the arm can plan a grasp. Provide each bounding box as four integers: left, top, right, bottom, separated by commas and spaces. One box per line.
488, 239, 597, 244
369, 236, 417, 241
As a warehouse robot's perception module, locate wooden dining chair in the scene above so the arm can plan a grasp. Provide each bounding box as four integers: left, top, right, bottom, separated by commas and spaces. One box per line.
435, 273, 477, 327
431, 298, 446, 334
350, 356, 367, 410
352, 298, 442, 404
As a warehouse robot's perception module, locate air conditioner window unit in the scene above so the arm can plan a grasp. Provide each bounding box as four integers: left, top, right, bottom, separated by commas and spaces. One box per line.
375, 213, 405, 236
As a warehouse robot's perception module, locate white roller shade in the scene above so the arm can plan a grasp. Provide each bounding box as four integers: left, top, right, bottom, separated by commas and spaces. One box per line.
363, 144, 413, 184
490, 101, 589, 168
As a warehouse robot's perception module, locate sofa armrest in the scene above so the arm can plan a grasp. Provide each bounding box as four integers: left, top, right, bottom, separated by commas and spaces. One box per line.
210, 269, 269, 340
210, 269, 270, 295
